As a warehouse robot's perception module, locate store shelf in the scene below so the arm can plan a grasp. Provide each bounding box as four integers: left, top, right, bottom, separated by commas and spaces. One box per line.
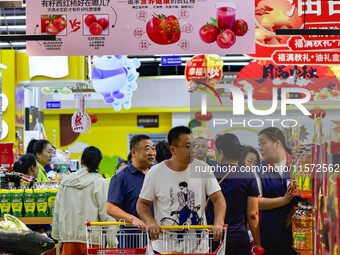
0, 217, 53, 224
292, 246, 312, 255
292, 193, 312, 199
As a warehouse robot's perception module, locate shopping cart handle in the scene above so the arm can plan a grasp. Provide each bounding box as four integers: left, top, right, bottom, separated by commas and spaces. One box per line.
85, 221, 133, 226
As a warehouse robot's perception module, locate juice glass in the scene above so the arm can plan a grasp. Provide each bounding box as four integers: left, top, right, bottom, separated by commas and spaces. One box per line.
216, 2, 237, 30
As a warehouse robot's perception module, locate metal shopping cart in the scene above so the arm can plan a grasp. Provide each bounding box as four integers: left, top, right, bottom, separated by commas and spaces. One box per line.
86, 221, 148, 255
148, 225, 227, 255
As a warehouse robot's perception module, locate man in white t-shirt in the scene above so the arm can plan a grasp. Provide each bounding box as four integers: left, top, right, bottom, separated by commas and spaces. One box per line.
137, 126, 226, 252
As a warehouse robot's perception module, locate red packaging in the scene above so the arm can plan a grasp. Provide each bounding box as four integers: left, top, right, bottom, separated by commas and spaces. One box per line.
0, 143, 14, 171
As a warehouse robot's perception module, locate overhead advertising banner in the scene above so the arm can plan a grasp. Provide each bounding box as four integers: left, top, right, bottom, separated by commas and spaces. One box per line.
249, 0, 340, 61
234, 60, 340, 102
26, 0, 255, 56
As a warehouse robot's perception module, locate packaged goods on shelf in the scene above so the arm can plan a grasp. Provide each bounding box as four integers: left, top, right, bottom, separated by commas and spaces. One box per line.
0, 182, 59, 218
290, 145, 313, 198
292, 202, 313, 254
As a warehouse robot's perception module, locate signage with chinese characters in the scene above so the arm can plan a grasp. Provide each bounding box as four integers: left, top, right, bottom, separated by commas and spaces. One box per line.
161, 56, 182, 66
249, 0, 340, 60
234, 60, 340, 102
46, 101, 61, 109
185, 55, 223, 105
272, 51, 340, 65
71, 94, 91, 133
26, 0, 255, 55
0, 143, 14, 171
137, 115, 159, 128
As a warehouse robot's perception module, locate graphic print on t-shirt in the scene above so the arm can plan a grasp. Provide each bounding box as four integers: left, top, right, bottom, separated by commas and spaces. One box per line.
160, 181, 202, 226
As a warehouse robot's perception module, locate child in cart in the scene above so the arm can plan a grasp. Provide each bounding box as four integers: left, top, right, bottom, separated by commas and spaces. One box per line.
137, 126, 226, 254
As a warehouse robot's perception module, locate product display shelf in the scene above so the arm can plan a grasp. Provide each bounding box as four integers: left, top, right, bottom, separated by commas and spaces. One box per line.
292, 247, 312, 255
292, 193, 312, 199
0, 217, 53, 224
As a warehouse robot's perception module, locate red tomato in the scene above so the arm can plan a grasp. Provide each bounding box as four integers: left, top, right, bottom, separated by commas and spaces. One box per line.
146, 14, 181, 45
52, 16, 66, 32
199, 23, 219, 43
97, 18, 109, 30
232, 19, 248, 36
45, 23, 59, 35
216, 29, 236, 49
89, 22, 103, 35
85, 14, 97, 27
41, 17, 51, 33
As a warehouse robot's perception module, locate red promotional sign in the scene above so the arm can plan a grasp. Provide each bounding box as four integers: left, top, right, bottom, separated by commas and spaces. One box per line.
234, 60, 340, 102
71, 94, 91, 133
288, 36, 340, 51
303, 23, 340, 41
272, 51, 340, 65
0, 143, 14, 171
249, 0, 340, 60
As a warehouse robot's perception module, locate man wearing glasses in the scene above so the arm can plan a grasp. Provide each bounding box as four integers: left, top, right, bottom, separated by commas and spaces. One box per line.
193, 137, 217, 166
137, 126, 226, 253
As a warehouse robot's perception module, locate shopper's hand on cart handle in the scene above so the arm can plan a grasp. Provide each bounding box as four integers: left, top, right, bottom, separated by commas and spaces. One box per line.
132, 217, 147, 231
212, 222, 224, 241
146, 221, 162, 240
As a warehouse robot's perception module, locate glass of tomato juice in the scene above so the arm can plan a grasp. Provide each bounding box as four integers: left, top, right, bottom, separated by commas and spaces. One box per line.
216, 2, 237, 30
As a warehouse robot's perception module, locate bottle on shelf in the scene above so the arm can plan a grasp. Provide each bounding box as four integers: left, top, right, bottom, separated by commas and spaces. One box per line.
11, 188, 24, 218
24, 188, 36, 217
0, 189, 11, 217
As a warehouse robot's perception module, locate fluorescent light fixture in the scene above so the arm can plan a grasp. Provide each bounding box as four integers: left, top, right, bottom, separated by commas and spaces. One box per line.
224, 62, 250, 66
0, 25, 26, 31
221, 56, 251, 61
276, 28, 340, 35
138, 58, 157, 62
180, 62, 249, 66
0, 41, 26, 46
1, 15, 26, 20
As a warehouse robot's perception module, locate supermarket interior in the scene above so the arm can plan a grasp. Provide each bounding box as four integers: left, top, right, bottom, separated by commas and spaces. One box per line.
1, 0, 340, 255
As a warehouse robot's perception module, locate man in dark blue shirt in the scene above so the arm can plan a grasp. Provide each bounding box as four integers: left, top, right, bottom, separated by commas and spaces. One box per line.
193, 137, 217, 166
107, 135, 156, 229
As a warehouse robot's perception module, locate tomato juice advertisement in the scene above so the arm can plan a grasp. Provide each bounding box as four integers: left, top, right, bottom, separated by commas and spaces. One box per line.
26, 0, 254, 56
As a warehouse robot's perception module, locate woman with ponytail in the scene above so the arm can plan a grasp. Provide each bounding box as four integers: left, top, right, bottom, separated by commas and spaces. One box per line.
206, 133, 262, 255
13, 154, 39, 179
256, 127, 301, 255
52, 146, 114, 255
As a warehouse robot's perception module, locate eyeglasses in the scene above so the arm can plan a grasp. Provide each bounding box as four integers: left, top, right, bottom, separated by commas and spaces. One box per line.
193, 144, 208, 149
173, 145, 193, 151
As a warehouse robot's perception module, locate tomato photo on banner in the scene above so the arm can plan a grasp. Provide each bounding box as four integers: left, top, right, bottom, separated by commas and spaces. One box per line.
26, 0, 255, 56
249, 0, 340, 60
234, 60, 340, 101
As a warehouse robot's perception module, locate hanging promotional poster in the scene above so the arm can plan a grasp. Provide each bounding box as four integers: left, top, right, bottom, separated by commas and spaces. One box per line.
26, 0, 255, 55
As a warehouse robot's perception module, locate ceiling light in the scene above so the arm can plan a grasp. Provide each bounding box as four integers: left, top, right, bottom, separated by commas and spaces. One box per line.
138, 58, 157, 62
0, 41, 26, 46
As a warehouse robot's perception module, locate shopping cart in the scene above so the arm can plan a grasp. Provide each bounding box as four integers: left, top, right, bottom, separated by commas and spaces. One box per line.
147, 225, 227, 255
86, 221, 148, 255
